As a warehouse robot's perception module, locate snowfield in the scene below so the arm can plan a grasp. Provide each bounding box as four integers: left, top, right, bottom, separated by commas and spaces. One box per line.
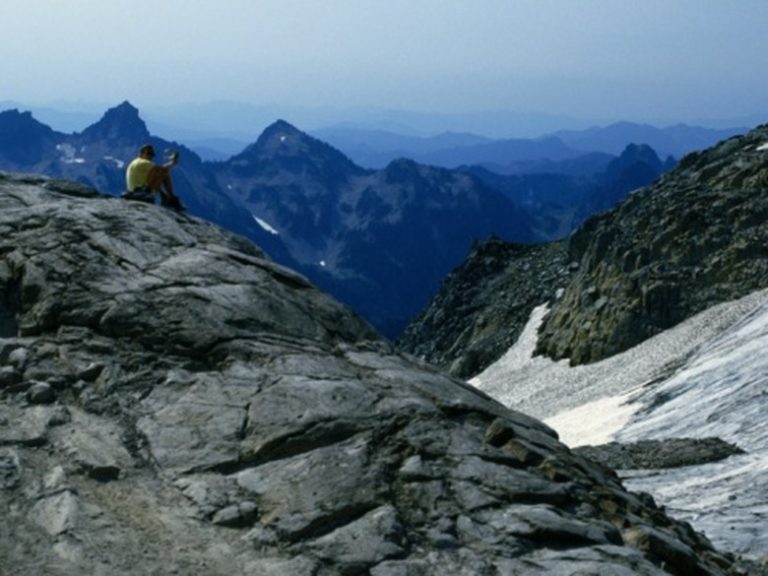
472, 288, 768, 558
253, 215, 280, 235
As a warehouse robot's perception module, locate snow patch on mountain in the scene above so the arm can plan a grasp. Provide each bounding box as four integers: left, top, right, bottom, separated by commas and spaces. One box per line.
472, 288, 768, 558
615, 295, 768, 555
56, 143, 85, 164
472, 289, 768, 425
103, 155, 125, 169
253, 215, 279, 235
541, 391, 638, 446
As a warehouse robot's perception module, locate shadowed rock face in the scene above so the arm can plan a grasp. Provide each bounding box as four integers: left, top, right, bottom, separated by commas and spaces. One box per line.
0, 173, 752, 575
537, 124, 768, 365
398, 238, 574, 379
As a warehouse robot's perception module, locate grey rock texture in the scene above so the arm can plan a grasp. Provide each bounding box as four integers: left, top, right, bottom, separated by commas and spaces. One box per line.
0, 173, 756, 575
575, 438, 745, 471
537, 124, 768, 364
398, 237, 573, 379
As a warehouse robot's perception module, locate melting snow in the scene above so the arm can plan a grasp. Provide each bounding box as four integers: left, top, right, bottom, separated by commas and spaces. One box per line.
543, 391, 638, 447
56, 143, 86, 165
472, 288, 768, 558
103, 155, 125, 169
473, 290, 768, 426
253, 215, 279, 235
757, 142, 768, 151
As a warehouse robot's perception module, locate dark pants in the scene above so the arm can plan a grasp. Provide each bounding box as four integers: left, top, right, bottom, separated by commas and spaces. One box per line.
122, 187, 183, 210
122, 187, 155, 203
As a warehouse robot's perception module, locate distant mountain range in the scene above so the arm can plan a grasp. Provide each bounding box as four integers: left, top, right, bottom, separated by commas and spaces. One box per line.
1, 99, 749, 164
313, 122, 745, 170
464, 143, 675, 239
0, 103, 534, 338
401, 121, 768, 375
0, 101, 730, 339
551, 121, 747, 157
211, 120, 534, 336
0, 105, 292, 266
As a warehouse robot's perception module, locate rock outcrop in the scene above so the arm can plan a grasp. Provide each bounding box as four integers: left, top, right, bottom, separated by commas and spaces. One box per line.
397, 145, 673, 376
0, 173, 756, 575
0, 103, 288, 268
398, 238, 574, 379
537, 124, 768, 364
574, 438, 745, 471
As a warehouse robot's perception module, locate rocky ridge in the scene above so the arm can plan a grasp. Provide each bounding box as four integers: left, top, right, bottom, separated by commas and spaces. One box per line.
574, 438, 746, 471
0, 173, 756, 575
536, 124, 768, 364
0, 103, 290, 267
402, 125, 768, 372
398, 146, 673, 378
213, 121, 535, 338
0, 103, 536, 340
398, 238, 574, 379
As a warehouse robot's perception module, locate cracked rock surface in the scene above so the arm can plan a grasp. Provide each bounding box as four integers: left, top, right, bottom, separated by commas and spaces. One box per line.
0, 173, 759, 575
537, 124, 768, 365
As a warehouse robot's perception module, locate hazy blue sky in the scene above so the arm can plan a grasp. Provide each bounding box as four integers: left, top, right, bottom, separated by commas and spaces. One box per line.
3, 1, 767, 131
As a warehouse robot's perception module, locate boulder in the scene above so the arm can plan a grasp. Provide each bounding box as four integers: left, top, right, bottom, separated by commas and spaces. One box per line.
27, 381, 56, 404
575, 438, 746, 470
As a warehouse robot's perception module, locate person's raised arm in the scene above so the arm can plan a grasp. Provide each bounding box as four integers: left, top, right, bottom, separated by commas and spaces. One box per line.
162, 150, 180, 169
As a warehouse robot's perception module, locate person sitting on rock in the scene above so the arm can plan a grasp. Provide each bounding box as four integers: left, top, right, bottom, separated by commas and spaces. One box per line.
124, 144, 183, 210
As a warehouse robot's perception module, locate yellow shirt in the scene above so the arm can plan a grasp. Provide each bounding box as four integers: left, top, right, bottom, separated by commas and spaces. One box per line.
126, 157, 154, 191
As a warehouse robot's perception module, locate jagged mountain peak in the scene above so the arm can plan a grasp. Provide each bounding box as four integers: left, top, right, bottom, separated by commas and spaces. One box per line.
0, 108, 54, 135
381, 157, 438, 186
235, 119, 307, 151
248, 118, 318, 155
259, 118, 302, 140
385, 157, 421, 171
0, 108, 56, 165
231, 118, 364, 175
80, 100, 150, 143
618, 142, 661, 162
602, 143, 664, 180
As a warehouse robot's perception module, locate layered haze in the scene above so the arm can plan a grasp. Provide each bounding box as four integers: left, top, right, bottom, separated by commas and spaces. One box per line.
2, 1, 766, 138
